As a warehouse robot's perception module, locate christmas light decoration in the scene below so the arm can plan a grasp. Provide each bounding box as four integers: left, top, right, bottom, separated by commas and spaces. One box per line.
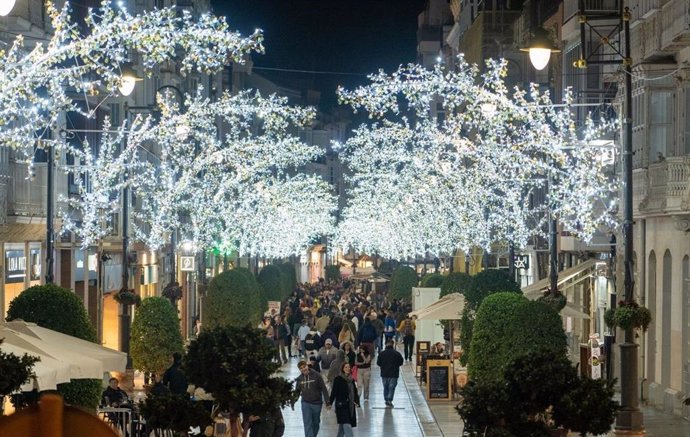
62, 90, 336, 258
0, 1, 263, 164
333, 57, 617, 258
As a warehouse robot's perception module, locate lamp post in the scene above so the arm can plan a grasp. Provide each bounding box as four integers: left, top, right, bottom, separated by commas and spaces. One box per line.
523, 1, 643, 434
118, 72, 186, 363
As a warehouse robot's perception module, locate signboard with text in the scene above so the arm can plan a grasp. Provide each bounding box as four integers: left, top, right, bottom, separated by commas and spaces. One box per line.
5, 249, 26, 284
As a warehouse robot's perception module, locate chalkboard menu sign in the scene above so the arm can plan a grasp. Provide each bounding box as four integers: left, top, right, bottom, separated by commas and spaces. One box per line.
426, 359, 452, 400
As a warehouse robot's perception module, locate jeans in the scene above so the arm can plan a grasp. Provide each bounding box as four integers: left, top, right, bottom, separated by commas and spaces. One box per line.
301, 401, 323, 437
357, 368, 371, 399
382, 377, 399, 402
337, 423, 354, 437
403, 335, 415, 361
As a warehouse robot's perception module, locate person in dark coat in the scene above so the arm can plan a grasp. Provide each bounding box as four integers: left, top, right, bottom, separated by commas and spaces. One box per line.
163, 352, 188, 396
376, 340, 404, 407
329, 362, 359, 437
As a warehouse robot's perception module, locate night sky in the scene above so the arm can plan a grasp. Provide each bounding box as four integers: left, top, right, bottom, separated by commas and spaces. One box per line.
211, 0, 427, 110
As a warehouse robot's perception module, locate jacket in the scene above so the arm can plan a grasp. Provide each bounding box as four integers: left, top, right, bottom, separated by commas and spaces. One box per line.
357, 321, 378, 344
329, 374, 359, 426
296, 368, 330, 405
377, 346, 404, 378
318, 346, 338, 370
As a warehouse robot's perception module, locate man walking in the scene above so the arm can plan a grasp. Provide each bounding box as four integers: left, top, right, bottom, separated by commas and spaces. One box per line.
295, 360, 331, 437
376, 340, 404, 407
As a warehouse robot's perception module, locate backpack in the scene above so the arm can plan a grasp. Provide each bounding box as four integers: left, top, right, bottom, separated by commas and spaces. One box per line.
403, 319, 414, 336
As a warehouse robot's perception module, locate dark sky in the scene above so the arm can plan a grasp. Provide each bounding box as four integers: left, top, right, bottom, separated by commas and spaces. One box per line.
211, 0, 427, 110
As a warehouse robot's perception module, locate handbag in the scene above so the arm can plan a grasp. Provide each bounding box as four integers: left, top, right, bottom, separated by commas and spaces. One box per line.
352, 365, 358, 382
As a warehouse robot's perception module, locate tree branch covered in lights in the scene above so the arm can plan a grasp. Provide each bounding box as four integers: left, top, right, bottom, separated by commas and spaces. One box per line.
0, 0, 262, 160
62, 91, 336, 258
333, 57, 618, 258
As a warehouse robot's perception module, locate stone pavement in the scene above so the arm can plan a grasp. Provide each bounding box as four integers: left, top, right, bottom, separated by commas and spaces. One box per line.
278, 352, 444, 437
279, 348, 690, 437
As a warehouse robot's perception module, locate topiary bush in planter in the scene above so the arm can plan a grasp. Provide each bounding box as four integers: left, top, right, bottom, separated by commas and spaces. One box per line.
458, 349, 618, 437
389, 266, 418, 302
440, 271, 471, 297
467, 292, 566, 383
130, 297, 184, 376
420, 273, 444, 288
325, 265, 342, 283
278, 262, 297, 297
459, 270, 522, 366
257, 264, 285, 303
183, 325, 298, 417
203, 268, 262, 329
6, 283, 101, 410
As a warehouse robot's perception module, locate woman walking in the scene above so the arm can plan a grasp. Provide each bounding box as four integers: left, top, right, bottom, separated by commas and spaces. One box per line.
329, 362, 360, 437
354, 344, 372, 401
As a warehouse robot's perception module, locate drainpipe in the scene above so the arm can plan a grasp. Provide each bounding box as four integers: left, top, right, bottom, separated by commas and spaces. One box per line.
639, 218, 646, 400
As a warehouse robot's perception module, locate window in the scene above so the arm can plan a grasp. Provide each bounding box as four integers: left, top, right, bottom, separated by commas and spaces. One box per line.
648, 90, 673, 162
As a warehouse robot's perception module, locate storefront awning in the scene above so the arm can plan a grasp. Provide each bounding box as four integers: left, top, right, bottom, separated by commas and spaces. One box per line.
409, 292, 465, 320
522, 258, 597, 300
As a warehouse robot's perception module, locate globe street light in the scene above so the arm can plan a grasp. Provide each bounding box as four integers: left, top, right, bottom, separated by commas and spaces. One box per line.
520, 27, 561, 71
118, 65, 142, 97
0, 0, 16, 17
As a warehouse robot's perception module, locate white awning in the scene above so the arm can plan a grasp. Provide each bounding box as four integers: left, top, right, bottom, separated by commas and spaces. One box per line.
522, 258, 597, 299
409, 293, 465, 320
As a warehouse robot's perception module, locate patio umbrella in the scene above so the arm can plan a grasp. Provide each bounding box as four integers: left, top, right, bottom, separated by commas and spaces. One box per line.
0, 324, 105, 381
5, 321, 126, 372
0, 328, 71, 391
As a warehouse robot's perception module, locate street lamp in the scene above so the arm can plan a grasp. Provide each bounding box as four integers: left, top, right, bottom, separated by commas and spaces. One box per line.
117, 65, 142, 97
0, 0, 16, 16
520, 27, 560, 71
523, 2, 643, 434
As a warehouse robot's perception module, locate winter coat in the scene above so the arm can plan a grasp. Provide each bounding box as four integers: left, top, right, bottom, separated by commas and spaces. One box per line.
327, 350, 346, 383
329, 374, 359, 427
357, 320, 378, 344
377, 345, 404, 378
318, 345, 339, 370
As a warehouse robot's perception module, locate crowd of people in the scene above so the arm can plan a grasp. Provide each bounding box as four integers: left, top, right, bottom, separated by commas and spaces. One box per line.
100, 277, 418, 437
258, 278, 415, 437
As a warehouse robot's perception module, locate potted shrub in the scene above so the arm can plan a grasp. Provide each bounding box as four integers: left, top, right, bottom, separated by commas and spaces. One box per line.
325, 265, 342, 283
420, 272, 444, 288
203, 268, 262, 329
467, 293, 566, 382
440, 272, 471, 297
6, 284, 102, 410
258, 264, 285, 303
139, 393, 211, 436
389, 266, 418, 301
130, 297, 184, 378
183, 326, 298, 418
278, 262, 297, 297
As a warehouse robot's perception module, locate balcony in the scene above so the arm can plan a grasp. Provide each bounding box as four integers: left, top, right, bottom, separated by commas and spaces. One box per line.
637, 157, 690, 215
7, 161, 47, 217
661, 0, 690, 52
629, 7, 663, 62
564, 0, 621, 22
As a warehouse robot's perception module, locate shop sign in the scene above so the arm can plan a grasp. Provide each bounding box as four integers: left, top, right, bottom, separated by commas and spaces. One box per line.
513, 254, 530, 270
590, 334, 601, 380
5, 249, 26, 283
180, 256, 195, 272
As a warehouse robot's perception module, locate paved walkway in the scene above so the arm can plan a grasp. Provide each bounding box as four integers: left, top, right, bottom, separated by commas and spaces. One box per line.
278, 353, 441, 437
279, 348, 690, 437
